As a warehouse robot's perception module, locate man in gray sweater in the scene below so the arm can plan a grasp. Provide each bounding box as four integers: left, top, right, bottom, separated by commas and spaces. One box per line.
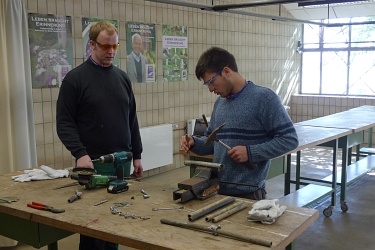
181, 47, 298, 200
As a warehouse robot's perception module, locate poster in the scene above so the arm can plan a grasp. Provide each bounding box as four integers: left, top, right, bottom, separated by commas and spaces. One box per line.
162, 25, 188, 82
28, 13, 73, 88
82, 18, 119, 66
125, 22, 156, 83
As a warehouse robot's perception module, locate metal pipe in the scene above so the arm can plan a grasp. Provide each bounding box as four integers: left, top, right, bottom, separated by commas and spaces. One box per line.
160, 218, 272, 247
184, 160, 224, 170
205, 201, 245, 222
188, 197, 235, 222
212, 203, 248, 223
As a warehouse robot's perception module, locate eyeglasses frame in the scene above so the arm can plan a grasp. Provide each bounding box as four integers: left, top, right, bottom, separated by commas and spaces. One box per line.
203, 70, 223, 85
94, 40, 120, 51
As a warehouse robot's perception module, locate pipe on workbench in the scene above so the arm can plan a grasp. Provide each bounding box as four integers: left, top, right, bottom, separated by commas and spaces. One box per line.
188, 196, 235, 222
184, 160, 224, 170
212, 202, 248, 223
205, 201, 245, 222
160, 218, 272, 247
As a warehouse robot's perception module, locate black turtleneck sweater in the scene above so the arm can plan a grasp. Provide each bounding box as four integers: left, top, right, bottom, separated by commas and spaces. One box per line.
56, 59, 142, 160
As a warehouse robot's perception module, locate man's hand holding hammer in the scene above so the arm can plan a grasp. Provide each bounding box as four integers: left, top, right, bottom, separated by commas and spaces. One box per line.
181, 135, 194, 153
181, 134, 250, 164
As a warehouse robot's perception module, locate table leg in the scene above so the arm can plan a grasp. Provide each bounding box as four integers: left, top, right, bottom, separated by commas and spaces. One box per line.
48, 242, 58, 250
295, 151, 301, 190
330, 139, 338, 207
340, 136, 349, 212
284, 154, 292, 195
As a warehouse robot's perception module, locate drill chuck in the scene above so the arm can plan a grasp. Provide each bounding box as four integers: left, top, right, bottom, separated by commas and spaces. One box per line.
98, 154, 116, 163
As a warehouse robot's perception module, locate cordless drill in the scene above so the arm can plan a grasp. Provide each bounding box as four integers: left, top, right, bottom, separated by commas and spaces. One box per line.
92, 151, 133, 194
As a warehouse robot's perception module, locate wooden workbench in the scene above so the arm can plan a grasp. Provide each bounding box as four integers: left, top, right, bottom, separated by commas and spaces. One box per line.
0, 172, 318, 250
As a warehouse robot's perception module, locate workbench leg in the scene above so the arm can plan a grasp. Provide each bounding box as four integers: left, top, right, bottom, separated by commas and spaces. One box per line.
330, 139, 338, 207
340, 138, 349, 206
48, 242, 58, 250
295, 151, 301, 190
284, 154, 292, 195
286, 241, 295, 250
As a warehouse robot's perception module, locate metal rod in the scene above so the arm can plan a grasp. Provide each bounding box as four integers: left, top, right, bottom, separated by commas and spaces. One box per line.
205, 201, 245, 222
212, 202, 248, 223
160, 218, 272, 247
184, 160, 224, 170
188, 197, 235, 222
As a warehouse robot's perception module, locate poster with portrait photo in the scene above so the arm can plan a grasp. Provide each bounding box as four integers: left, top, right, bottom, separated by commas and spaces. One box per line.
162, 25, 188, 82
125, 22, 156, 83
28, 13, 73, 88
82, 18, 119, 66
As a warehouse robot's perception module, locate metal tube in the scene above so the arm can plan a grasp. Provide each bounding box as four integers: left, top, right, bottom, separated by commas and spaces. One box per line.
205, 201, 244, 222
212, 202, 248, 223
188, 197, 235, 222
184, 160, 224, 170
160, 218, 272, 247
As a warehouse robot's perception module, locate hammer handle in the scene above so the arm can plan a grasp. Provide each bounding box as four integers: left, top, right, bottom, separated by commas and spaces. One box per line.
218, 140, 232, 150
218, 140, 257, 169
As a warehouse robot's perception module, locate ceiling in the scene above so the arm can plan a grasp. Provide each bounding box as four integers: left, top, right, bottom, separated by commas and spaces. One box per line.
283, 1, 375, 20
148, 0, 375, 25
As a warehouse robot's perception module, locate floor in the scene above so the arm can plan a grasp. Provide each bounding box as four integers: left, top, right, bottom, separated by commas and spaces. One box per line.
2, 147, 375, 250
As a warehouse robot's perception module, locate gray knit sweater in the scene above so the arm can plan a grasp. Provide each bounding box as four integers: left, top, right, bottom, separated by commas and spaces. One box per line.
191, 81, 298, 196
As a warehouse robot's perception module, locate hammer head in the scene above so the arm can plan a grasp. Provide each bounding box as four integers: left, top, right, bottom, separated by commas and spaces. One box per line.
205, 123, 226, 146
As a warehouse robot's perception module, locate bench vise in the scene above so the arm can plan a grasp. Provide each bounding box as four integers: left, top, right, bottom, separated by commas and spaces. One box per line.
173, 160, 224, 203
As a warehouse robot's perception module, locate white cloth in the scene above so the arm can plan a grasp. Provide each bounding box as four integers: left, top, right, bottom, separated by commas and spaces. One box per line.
247, 199, 287, 224
11, 165, 69, 182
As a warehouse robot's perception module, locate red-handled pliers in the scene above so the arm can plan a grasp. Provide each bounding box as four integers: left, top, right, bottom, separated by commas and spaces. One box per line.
27, 202, 65, 213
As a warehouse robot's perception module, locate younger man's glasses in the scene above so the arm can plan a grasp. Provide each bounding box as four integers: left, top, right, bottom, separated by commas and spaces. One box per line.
94, 41, 120, 51
203, 70, 222, 85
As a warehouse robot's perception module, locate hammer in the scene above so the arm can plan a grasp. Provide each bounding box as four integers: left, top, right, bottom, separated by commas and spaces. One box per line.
205, 123, 257, 169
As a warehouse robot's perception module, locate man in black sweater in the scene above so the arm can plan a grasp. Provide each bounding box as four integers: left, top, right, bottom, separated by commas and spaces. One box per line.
56, 21, 143, 250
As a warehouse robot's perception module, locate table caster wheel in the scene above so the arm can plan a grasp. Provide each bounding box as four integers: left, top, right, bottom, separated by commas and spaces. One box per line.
340, 201, 348, 212
323, 206, 333, 217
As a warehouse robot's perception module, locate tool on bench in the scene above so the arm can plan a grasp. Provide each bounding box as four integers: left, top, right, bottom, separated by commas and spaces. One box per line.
152, 206, 184, 211
71, 151, 132, 194
205, 123, 257, 169
27, 201, 65, 213
71, 168, 112, 189
141, 189, 150, 199
173, 160, 224, 203
68, 190, 82, 203
0, 197, 19, 203
94, 199, 108, 206
53, 181, 79, 190
92, 151, 133, 194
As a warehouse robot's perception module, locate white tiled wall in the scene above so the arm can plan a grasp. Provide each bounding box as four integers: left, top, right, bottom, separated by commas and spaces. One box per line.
28, 0, 301, 176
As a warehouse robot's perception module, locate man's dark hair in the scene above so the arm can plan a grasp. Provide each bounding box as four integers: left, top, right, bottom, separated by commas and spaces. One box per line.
195, 47, 238, 80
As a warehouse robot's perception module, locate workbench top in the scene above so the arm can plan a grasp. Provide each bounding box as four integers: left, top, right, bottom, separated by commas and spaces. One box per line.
0, 172, 318, 250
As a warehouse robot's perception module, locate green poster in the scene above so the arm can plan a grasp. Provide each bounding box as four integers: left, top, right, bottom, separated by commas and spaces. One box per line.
28, 13, 73, 88
162, 25, 188, 82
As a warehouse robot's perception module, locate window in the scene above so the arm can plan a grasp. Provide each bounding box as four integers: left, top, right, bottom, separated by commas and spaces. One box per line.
300, 17, 375, 96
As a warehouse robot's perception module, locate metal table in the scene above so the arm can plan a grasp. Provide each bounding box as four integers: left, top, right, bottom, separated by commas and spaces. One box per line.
280, 125, 351, 216
295, 107, 375, 212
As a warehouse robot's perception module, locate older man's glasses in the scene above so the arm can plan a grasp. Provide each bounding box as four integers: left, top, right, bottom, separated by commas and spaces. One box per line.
94, 41, 120, 51
203, 70, 222, 85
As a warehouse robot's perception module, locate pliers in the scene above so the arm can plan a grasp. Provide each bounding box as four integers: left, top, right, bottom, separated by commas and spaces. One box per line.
27, 201, 65, 213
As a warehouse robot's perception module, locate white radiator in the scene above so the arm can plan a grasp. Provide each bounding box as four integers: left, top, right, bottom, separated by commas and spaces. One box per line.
137, 124, 173, 171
